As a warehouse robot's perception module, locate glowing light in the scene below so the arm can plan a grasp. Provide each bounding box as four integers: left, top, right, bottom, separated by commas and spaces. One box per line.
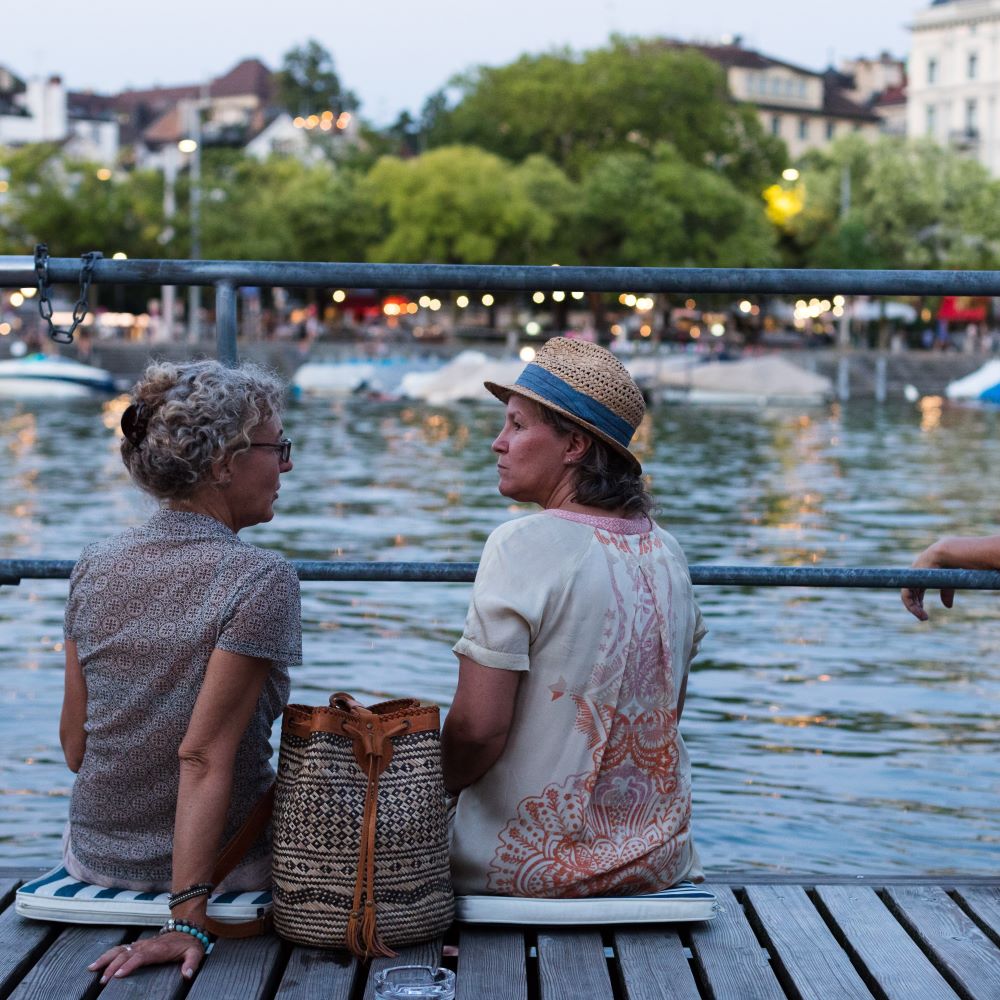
406, 302, 418, 314
690, 326, 701, 339
571, 291, 585, 300
321, 110, 334, 121
336, 112, 352, 129
456, 295, 469, 308
532, 291, 545, 304
635, 297, 655, 311
552, 290, 566, 302
481, 293, 494, 307
96, 168, 112, 181
418, 295, 431, 308
833, 295, 845, 307
320, 119, 332, 131
624, 294, 637, 307
739, 300, 753, 313
10, 292, 24, 307
306, 115, 320, 128
383, 302, 400, 316
112, 252, 127, 260
782, 167, 800, 182
796, 300, 807, 310
178, 139, 198, 153
710, 322, 726, 337
19, 288, 36, 298
0, 323, 10, 335
0, 180, 8, 193
639, 325, 652, 337
519, 346, 537, 362
833, 306, 844, 317
525, 321, 541, 335
429, 299, 442, 311
332, 289, 346, 303
820, 300, 831, 312
293, 117, 306, 128
610, 324, 622, 337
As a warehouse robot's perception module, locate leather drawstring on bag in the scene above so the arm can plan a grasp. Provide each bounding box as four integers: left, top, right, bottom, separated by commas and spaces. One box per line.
340, 699, 410, 959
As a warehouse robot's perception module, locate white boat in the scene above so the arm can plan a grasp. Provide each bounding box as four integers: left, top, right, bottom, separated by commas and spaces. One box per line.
945, 360, 1000, 403
398, 351, 523, 404
292, 360, 378, 397
656, 356, 833, 406
0, 354, 117, 398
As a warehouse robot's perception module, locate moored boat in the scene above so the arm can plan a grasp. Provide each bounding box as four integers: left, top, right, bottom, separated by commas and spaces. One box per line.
0, 354, 117, 398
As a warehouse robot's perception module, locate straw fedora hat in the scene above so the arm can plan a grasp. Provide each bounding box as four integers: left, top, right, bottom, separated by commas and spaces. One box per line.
484, 337, 645, 474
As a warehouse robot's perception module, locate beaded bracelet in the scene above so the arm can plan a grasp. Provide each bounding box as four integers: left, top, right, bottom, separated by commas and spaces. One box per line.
168, 882, 214, 909
160, 918, 215, 955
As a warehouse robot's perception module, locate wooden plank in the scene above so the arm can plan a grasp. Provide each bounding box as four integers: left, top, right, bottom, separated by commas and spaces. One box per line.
689, 887, 785, 1000
8, 924, 127, 1000
887, 885, 1000, 1000
613, 928, 700, 1000
0, 905, 60, 997
537, 930, 613, 1000
953, 886, 1000, 946
185, 934, 284, 1000
744, 885, 874, 1000
274, 946, 359, 999
0, 879, 19, 909
456, 928, 527, 1000
361, 939, 444, 1000
707, 873, 1000, 886
815, 885, 960, 1000
99, 930, 190, 1000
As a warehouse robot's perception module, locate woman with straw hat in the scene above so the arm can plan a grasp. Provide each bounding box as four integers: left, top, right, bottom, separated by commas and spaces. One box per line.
442, 337, 706, 897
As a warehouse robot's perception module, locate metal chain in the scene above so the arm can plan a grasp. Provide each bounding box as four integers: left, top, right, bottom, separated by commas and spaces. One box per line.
33, 244, 103, 345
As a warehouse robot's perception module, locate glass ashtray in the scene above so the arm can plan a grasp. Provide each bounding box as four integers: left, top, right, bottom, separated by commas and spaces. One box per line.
373, 965, 456, 999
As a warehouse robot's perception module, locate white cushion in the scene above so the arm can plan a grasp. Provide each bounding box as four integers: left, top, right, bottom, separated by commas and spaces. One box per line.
15, 866, 271, 926
455, 882, 718, 925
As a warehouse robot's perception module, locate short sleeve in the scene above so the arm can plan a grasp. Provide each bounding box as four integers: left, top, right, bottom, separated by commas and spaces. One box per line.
217, 558, 301, 666
64, 550, 92, 642
452, 521, 554, 672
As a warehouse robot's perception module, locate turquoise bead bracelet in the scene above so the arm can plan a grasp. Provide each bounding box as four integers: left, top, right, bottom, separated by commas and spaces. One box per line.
160, 917, 215, 955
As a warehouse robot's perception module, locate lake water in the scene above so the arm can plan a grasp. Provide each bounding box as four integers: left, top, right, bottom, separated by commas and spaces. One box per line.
0, 392, 997, 875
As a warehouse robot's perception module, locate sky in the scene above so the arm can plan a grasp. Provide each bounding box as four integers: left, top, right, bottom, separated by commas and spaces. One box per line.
6, 0, 919, 125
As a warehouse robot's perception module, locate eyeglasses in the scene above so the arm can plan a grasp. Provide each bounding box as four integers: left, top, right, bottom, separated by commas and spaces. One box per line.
249, 438, 292, 462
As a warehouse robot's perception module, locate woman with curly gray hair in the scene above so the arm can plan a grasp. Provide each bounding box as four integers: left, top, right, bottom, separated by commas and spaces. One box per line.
61, 360, 300, 982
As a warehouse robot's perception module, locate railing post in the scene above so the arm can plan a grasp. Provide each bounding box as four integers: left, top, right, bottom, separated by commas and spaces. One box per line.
215, 281, 238, 367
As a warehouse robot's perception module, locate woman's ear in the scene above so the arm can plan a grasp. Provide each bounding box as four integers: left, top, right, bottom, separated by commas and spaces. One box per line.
564, 430, 593, 465
211, 455, 233, 489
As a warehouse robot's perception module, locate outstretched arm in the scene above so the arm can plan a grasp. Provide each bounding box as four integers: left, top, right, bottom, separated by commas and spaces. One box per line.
442, 655, 521, 795
902, 534, 1000, 620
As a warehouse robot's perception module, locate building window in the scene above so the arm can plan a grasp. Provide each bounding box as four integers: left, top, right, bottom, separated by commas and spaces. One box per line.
799, 118, 809, 140
826, 120, 836, 140
771, 115, 782, 136
926, 104, 937, 135
968, 53, 978, 79
928, 58, 938, 84
967, 98, 978, 133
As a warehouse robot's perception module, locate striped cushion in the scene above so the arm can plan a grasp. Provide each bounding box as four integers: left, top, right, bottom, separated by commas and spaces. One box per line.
455, 881, 718, 925
15, 866, 271, 926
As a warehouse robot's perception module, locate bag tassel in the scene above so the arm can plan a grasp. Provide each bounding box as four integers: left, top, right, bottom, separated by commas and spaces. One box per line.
343, 714, 409, 959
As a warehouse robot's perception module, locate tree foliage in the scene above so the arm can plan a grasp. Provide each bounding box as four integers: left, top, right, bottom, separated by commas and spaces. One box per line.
426, 37, 785, 192
275, 40, 359, 117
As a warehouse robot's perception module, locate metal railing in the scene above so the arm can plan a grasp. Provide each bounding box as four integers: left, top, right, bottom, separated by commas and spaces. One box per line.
1, 254, 996, 593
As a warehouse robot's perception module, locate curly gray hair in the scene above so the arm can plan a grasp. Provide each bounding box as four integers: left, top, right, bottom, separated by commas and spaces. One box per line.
120, 359, 287, 501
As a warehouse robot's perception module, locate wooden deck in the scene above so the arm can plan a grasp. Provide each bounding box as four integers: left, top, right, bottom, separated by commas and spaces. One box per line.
2, 870, 998, 1000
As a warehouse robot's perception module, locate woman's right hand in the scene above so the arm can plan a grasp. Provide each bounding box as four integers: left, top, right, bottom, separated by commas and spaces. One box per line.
89, 931, 207, 982
902, 540, 954, 621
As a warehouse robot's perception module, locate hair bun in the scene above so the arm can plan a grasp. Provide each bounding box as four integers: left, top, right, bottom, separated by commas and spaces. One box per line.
121, 402, 151, 448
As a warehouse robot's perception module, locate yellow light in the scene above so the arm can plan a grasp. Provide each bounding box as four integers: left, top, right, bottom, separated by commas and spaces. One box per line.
796, 300, 807, 310
711, 322, 726, 337
332, 289, 346, 303
782, 167, 800, 182
618, 294, 628, 305
624, 294, 637, 307
112, 252, 127, 260
10, 292, 24, 307
96, 168, 112, 181
337, 112, 352, 128
640, 325, 652, 337
833, 295, 845, 307
610, 324, 622, 337
19, 287, 36, 298
383, 303, 399, 316
552, 290, 566, 302
690, 326, 701, 338
456, 294, 469, 308
636, 297, 655, 311
307, 115, 320, 128
0, 323, 10, 335
293, 117, 306, 128
532, 291, 545, 304
739, 300, 753, 313
418, 295, 431, 308
429, 299, 441, 311
571, 291, 585, 300
406, 302, 418, 314
320, 119, 332, 131
519, 346, 537, 362
0, 180, 8, 193
481, 293, 494, 307
820, 300, 831, 312
178, 138, 198, 153
525, 321, 541, 335
321, 110, 334, 121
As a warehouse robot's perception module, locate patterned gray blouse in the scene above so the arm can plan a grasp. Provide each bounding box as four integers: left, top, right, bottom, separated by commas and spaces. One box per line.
63, 509, 301, 889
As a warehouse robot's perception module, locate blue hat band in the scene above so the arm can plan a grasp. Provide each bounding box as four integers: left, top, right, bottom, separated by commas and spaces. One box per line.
515, 365, 635, 448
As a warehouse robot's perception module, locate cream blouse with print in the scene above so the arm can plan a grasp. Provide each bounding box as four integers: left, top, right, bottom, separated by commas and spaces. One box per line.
451, 509, 706, 897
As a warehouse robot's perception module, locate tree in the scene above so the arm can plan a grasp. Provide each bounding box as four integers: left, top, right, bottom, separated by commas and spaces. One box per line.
275, 40, 359, 117
425, 36, 785, 192
781, 135, 1000, 269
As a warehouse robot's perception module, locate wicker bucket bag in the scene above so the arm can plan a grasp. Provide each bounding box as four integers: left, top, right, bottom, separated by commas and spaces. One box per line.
270, 693, 454, 957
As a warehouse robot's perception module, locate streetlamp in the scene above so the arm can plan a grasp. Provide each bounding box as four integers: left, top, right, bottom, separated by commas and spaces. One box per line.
178, 132, 201, 342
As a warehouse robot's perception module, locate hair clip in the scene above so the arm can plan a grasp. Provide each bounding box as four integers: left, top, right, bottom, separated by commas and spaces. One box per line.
121, 402, 151, 448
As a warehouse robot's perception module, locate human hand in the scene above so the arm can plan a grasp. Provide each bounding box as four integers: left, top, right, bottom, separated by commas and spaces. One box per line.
902, 542, 955, 621
88, 931, 207, 982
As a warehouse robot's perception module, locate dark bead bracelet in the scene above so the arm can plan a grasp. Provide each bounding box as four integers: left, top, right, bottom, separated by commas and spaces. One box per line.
168, 882, 214, 909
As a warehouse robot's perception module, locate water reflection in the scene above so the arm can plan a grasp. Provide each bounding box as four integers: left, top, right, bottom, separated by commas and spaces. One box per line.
0, 396, 997, 874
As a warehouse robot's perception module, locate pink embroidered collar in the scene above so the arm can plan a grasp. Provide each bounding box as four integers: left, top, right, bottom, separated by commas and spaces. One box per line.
545, 509, 653, 534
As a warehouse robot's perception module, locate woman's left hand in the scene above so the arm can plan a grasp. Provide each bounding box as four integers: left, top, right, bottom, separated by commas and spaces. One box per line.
88, 931, 207, 982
